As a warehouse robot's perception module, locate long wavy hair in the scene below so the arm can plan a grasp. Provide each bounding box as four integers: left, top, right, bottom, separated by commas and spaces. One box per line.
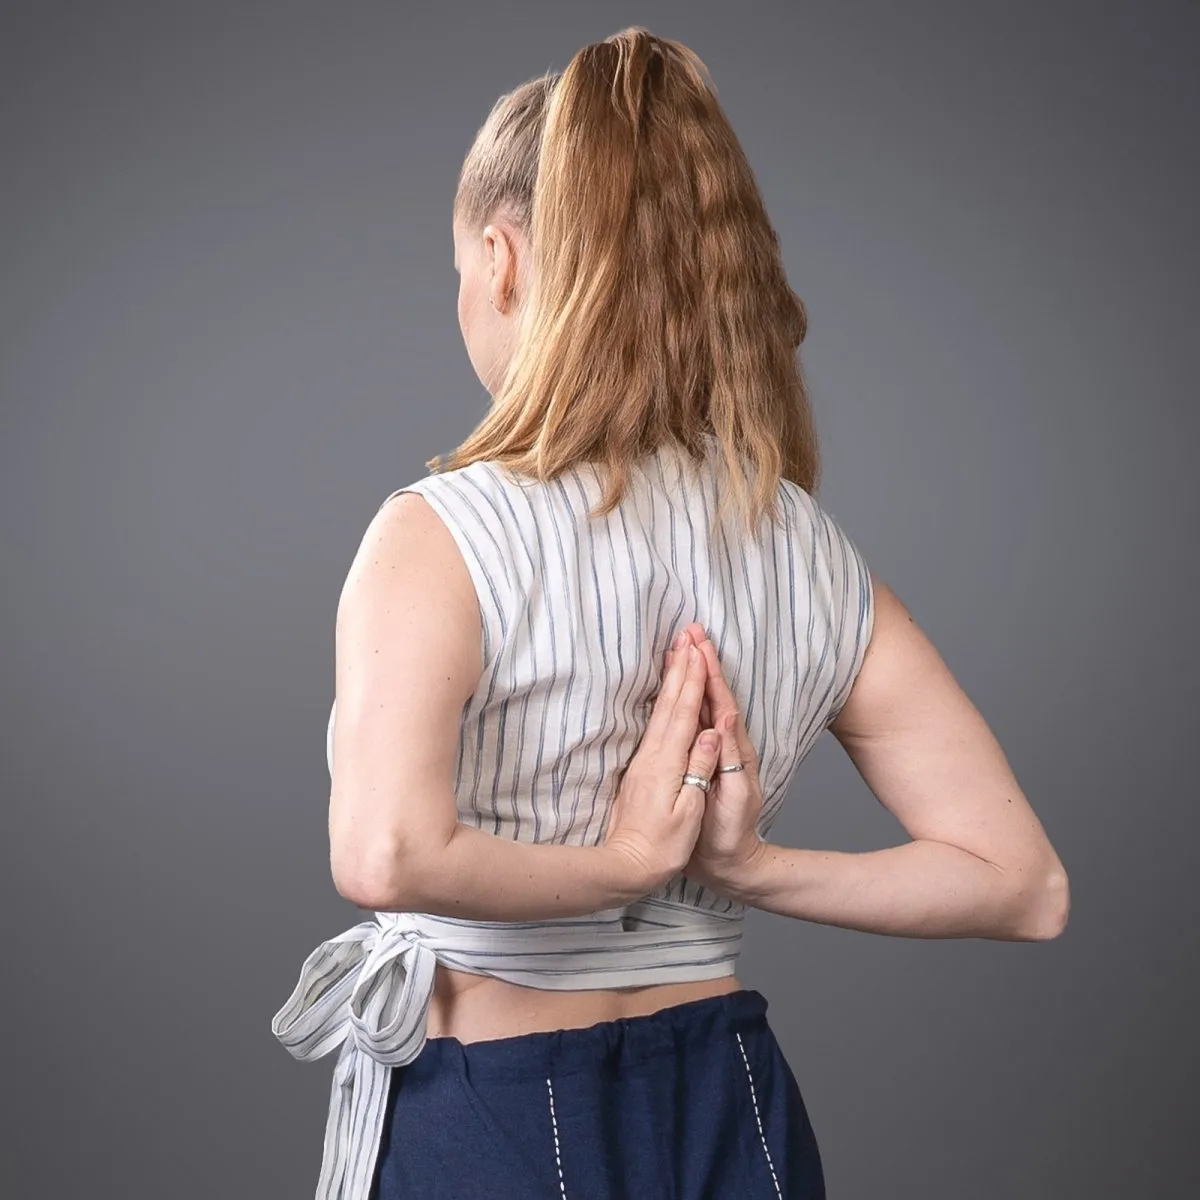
432, 26, 821, 533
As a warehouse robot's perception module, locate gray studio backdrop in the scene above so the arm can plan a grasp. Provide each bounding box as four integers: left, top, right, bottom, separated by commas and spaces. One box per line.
3, 2, 1196, 1197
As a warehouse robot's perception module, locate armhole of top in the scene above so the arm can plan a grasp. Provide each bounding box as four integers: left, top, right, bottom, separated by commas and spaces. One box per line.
820, 507, 875, 729
329, 475, 504, 782
377, 475, 507, 673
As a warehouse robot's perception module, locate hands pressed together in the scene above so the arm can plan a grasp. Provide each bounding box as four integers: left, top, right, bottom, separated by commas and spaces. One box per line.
602, 623, 769, 902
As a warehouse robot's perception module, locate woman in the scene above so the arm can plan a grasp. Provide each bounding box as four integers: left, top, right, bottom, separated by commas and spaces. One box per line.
272, 28, 1070, 1199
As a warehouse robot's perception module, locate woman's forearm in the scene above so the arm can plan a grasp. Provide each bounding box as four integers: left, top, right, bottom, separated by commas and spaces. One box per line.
370, 823, 644, 920
727, 837, 1066, 941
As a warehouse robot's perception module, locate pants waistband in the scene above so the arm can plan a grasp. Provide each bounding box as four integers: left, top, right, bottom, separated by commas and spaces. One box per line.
400, 987, 770, 1083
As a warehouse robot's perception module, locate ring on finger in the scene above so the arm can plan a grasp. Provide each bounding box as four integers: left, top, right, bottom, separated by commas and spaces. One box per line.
682, 772, 711, 792
718, 762, 745, 773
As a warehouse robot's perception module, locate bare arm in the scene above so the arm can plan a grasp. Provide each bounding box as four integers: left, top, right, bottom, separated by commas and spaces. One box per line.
326, 492, 714, 919
328, 492, 633, 916
694, 578, 1070, 941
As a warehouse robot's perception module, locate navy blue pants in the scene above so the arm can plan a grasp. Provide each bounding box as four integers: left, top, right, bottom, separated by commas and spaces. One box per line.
369, 988, 825, 1198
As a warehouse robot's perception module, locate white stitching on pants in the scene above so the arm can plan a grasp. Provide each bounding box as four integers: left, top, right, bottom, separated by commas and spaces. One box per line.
546, 1076, 567, 1196
735, 1031, 783, 1198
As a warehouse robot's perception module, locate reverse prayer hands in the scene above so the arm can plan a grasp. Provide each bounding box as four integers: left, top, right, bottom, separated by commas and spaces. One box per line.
669, 624, 769, 896
601, 630, 722, 897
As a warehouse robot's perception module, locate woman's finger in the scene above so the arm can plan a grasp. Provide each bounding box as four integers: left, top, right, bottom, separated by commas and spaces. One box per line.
670, 628, 730, 746
644, 631, 691, 743
671, 636, 713, 730
692, 637, 759, 773
716, 709, 742, 771
678, 726, 721, 809
693, 634, 739, 732
664, 645, 708, 757
669, 627, 756, 772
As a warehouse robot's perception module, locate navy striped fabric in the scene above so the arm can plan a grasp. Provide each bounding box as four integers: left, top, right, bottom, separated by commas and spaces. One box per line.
271, 434, 874, 1199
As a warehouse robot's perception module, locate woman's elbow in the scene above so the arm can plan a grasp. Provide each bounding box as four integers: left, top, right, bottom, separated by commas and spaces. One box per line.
333, 869, 397, 911
331, 839, 411, 911
1011, 854, 1071, 941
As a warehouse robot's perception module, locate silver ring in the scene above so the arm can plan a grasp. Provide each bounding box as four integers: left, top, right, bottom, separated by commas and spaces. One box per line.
682, 772, 711, 793
718, 763, 745, 773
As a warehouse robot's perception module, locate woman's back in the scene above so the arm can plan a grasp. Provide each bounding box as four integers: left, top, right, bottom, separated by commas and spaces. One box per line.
355, 433, 873, 922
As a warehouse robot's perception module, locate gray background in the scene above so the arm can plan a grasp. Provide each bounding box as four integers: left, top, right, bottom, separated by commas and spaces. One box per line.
2, 1, 1196, 1196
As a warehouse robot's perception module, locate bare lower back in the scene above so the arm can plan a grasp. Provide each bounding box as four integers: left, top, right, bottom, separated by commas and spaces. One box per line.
424, 964, 745, 1044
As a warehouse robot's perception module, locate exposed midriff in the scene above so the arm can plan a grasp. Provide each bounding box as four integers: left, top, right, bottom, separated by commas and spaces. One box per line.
424, 961, 745, 1043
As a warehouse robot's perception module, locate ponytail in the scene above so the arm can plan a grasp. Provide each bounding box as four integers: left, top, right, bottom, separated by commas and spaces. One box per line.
438, 27, 819, 534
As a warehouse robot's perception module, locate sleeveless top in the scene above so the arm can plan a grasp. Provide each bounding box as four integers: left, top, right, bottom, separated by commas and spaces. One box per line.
271, 434, 874, 1200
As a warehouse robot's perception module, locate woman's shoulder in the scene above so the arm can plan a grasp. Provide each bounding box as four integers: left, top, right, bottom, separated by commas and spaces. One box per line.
377, 457, 521, 515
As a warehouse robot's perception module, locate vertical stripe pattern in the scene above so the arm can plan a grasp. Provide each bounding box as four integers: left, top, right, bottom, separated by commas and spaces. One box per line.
274, 433, 874, 1200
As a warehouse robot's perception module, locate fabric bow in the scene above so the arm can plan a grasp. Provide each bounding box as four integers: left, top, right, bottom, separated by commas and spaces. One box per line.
270, 917, 439, 1199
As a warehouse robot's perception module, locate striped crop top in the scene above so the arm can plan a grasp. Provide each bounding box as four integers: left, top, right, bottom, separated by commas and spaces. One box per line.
271, 434, 874, 1200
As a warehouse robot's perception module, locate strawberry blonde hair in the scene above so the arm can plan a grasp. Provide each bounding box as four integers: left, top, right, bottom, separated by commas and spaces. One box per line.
432, 26, 821, 533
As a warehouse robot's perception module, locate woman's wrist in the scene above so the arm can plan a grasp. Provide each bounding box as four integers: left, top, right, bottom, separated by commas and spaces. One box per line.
689, 836, 772, 904
596, 839, 663, 906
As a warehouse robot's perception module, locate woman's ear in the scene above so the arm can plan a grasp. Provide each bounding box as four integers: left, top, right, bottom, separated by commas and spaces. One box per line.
482, 222, 518, 313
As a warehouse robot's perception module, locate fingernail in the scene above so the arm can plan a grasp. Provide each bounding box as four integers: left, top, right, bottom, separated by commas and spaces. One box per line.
688, 645, 698, 662
673, 630, 686, 649
724, 712, 737, 732
700, 732, 719, 751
